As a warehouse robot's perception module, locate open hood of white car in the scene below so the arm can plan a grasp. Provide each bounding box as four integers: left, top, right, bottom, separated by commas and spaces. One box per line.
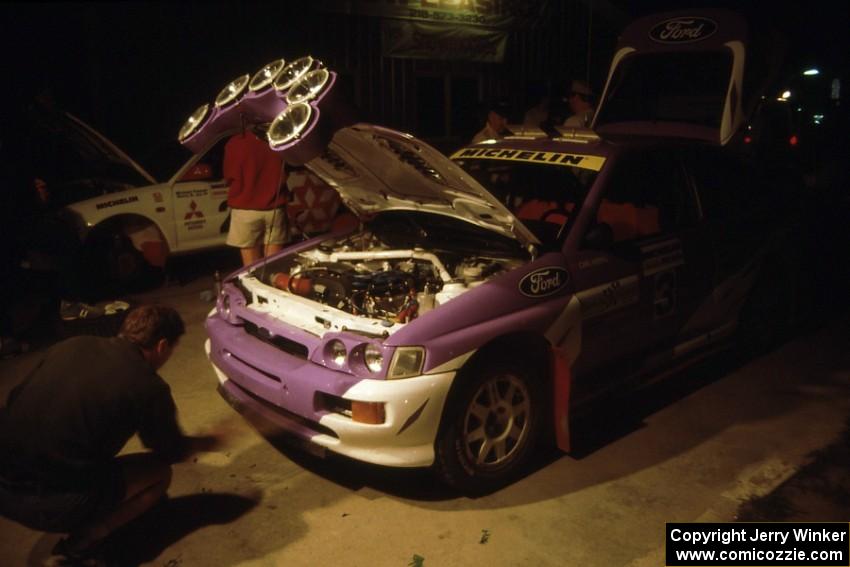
305, 124, 540, 248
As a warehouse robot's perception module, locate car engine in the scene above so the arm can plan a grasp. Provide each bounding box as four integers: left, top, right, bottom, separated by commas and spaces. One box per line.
256, 229, 523, 324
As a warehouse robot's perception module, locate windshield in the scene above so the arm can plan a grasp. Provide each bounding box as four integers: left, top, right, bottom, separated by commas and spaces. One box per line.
596, 51, 733, 127
452, 156, 597, 245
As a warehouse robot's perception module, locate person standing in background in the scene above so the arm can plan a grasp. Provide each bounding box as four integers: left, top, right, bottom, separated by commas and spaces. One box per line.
471, 99, 512, 144
223, 121, 288, 266
563, 80, 596, 128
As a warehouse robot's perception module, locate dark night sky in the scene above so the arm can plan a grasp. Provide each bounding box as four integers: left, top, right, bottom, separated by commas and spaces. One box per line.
2, 1, 847, 174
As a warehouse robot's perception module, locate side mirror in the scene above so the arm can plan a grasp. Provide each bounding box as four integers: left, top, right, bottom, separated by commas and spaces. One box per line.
179, 163, 213, 182
583, 222, 613, 250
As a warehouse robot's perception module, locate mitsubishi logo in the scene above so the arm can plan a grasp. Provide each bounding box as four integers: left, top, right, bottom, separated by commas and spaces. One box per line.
184, 200, 205, 220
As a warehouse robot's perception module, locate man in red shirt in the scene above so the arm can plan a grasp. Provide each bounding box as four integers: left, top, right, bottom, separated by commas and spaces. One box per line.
223, 126, 288, 266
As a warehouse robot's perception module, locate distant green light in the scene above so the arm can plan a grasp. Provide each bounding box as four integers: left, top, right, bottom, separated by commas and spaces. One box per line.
803, 68, 820, 76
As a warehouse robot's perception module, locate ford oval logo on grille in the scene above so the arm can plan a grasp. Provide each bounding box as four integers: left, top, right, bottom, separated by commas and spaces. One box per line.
519, 267, 569, 298
649, 17, 717, 44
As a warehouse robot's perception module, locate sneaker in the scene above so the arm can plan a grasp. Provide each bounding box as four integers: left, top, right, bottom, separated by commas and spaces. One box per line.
60, 301, 105, 321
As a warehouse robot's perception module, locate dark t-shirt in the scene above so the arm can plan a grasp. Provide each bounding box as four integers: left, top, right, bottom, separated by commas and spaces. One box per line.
0, 336, 188, 487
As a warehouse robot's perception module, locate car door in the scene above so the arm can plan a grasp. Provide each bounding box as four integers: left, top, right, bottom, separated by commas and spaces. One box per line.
568, 147, 712, 401
172, 136, 231, 251
682, 147, 768, 336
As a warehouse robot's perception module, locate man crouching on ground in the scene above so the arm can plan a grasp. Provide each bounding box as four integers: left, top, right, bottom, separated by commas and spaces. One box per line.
0, 304, 223, 565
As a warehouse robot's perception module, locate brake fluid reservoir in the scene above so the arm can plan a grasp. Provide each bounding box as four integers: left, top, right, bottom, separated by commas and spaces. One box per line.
417, 283, 436, 314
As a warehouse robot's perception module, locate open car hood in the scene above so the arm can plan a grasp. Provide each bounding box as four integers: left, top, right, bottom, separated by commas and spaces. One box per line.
306, 124, 540, 248
42, 111, 157, 185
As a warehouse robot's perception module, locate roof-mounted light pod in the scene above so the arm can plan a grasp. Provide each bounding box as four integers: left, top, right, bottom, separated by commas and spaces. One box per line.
215, 74, 250, 108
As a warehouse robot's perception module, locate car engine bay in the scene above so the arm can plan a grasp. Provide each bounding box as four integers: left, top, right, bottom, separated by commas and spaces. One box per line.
242, 212, 529, 328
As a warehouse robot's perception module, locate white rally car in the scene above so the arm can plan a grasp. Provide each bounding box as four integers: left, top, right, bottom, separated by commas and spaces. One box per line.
38, 110, 232, 285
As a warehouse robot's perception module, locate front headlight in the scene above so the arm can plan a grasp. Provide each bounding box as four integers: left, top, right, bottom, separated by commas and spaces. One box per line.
364, 344, 384, 374
326, 339, 347, 367
387, 347, 425, 379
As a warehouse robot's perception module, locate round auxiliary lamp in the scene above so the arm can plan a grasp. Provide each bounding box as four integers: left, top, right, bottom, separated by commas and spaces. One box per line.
268, 68, 354, 165
273, 56, 322, 93
177, 103, 211, 145
249, 58, 287, 93
178, 73, 252, 153
214, 73, 250, 108
239, 58, 289, 121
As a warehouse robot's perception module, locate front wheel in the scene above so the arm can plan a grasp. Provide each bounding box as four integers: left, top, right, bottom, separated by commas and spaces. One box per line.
435, 361, 544, 493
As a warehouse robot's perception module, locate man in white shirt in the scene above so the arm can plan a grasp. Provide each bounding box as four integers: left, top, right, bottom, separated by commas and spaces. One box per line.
471, 100, 512, 144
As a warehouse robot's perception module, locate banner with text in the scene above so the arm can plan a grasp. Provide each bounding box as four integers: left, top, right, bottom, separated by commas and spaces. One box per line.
382, 19, 507, 62
315, 0, 547, 29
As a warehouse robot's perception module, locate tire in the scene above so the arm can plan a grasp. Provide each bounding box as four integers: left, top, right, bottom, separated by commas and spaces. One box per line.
435, 360, 544, 493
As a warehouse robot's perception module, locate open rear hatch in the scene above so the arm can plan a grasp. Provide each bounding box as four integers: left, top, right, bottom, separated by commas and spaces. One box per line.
593, 9, 786, 145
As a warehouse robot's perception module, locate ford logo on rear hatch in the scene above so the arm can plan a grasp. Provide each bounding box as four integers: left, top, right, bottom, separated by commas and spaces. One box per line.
519, 267, 569, 298
649, 17, 717, 43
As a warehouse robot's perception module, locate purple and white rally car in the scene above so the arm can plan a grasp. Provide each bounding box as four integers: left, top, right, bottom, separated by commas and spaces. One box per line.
196, 10, 800, 491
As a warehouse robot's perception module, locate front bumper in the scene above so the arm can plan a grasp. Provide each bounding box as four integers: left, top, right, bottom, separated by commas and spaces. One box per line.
204, 314, 455, 467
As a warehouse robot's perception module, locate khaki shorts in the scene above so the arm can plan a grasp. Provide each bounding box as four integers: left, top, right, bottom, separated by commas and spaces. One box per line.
226, 207, 288, 248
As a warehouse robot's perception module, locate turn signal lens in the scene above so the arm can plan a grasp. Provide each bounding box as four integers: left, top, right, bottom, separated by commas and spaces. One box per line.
178, 103, 210, 142
387, 347, 425, 379
215, 74, 250, 108
352, 401, 385, 424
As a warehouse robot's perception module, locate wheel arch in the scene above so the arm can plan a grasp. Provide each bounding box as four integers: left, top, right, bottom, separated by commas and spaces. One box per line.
85, 213, 172, 268
437, 331, 555, 435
